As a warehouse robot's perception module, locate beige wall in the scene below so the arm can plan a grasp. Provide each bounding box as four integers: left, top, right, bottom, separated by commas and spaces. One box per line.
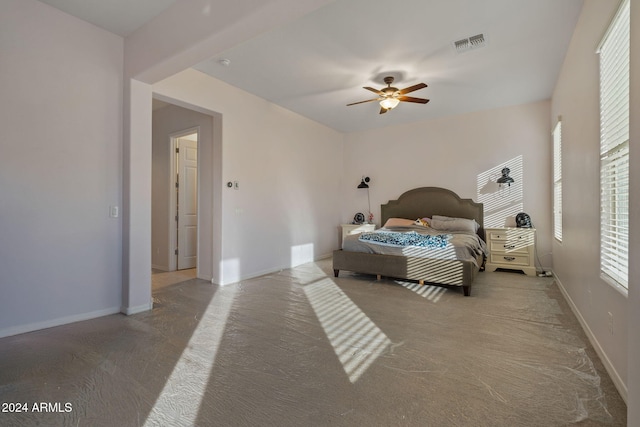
551, 0, 630, 402
0, 0, 124, 335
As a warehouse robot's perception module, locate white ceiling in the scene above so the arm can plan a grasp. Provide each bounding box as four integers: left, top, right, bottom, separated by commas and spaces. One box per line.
37, 0, 179, 37
38, 0, 584, 133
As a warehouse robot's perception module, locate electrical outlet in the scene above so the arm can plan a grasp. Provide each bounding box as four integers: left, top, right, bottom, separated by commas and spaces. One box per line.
608, 312, 614, 335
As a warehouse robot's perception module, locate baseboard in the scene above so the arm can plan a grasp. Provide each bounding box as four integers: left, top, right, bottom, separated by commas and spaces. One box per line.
0, 306, 121, 339
120, 301, 153, 315
217, 252, 333, 286
554, 272, 628, 403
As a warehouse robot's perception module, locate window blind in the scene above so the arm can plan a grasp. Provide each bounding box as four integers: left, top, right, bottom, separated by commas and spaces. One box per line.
599, 0, 629, 290
553, 120, 562, 242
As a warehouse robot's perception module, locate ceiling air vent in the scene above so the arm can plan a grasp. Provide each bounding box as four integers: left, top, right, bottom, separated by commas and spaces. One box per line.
453, 33, 486, 53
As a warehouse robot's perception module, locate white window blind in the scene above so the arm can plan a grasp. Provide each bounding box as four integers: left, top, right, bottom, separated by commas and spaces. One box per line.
553, 120, 562, 242
598, 0, 629, 290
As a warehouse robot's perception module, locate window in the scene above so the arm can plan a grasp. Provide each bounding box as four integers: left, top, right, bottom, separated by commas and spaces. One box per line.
553, 119, 562, 242
598, 0, 629, 291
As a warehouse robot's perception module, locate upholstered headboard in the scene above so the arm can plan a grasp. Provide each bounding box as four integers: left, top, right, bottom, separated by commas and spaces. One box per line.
380, 187, 485, 240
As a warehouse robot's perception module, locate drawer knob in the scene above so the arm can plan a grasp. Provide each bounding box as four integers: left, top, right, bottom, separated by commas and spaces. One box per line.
503, 256, 516, 261
504, 244, 515, 249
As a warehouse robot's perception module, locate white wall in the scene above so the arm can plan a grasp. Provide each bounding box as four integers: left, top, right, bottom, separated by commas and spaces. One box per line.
343, 100, 553, 270
151, 104, 214, 275
122, 78, 154, 315
153, 69, 345, 284
551, 0, 629, 402
0, 0, 124, 336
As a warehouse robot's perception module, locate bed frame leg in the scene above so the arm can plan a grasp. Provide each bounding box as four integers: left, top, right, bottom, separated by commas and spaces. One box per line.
333, 269, 339, 277
462, 285, 471, 296
419, 280, 424, 285
376, 274, 381, 281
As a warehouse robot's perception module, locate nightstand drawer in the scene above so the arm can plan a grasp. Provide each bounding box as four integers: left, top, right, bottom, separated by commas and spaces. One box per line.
489, 253, 531, 267
488, 230, 534, 244
343, 224, 375, 235
489, 241, 530, 254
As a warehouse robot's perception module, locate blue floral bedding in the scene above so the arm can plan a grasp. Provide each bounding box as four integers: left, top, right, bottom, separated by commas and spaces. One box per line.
358, 230, 450, 248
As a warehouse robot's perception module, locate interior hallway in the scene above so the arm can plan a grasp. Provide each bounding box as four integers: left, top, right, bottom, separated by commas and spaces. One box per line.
151, 268, 197, 291
0, 259, 626, 426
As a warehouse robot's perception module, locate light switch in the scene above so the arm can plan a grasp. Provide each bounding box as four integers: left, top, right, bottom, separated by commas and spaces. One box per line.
110, 206, 119, 218
234, 181, 239, 190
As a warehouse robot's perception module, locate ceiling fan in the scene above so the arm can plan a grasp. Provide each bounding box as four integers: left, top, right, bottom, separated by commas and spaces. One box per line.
347, 76, 429, 114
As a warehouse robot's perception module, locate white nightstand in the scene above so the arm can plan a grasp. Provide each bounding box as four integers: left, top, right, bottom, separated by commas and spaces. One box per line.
485, 227, 536, 276
340, 223, 376, 248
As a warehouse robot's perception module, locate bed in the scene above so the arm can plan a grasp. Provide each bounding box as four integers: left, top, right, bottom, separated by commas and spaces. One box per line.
333, 187, 487, 296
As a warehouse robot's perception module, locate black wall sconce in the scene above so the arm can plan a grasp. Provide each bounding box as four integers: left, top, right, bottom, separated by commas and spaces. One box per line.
357, 176, 372, 223
497, 167, 514, 187
357, 176, 370, 189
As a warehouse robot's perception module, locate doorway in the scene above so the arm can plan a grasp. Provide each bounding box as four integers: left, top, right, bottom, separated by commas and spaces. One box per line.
171, 130, 198, 271
149, 95, 222, 287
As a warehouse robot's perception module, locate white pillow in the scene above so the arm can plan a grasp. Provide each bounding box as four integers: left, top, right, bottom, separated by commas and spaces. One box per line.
430, 215, 479, 233
383, 218, 416, 228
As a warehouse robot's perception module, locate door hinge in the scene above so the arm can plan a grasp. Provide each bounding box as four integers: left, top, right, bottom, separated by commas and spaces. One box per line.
175, 215, 179, 222
175, 181, 179, 188
176, 147, 179, 153
175, 249, 178, 255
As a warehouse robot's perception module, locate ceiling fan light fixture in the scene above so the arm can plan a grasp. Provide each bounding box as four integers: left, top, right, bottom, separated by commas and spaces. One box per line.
379, 97, 400, 110
347, 76, 428, 114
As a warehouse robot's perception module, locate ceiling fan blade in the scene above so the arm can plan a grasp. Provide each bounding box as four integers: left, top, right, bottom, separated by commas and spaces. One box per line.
398, 83, 427, 95
346, 98, 380, 106
398, 96, 430, 104
379, 106, 388, 114
364, 86, 384, 95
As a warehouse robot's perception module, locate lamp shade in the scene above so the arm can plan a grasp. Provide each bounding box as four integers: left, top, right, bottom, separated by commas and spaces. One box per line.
379, 97, 400, 110
497, 167, 514, 186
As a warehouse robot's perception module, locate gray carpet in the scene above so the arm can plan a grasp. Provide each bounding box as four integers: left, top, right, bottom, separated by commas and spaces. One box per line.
0, 259, 626, 426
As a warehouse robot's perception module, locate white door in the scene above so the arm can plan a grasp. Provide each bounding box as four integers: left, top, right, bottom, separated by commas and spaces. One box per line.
177, 138, 198, 270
